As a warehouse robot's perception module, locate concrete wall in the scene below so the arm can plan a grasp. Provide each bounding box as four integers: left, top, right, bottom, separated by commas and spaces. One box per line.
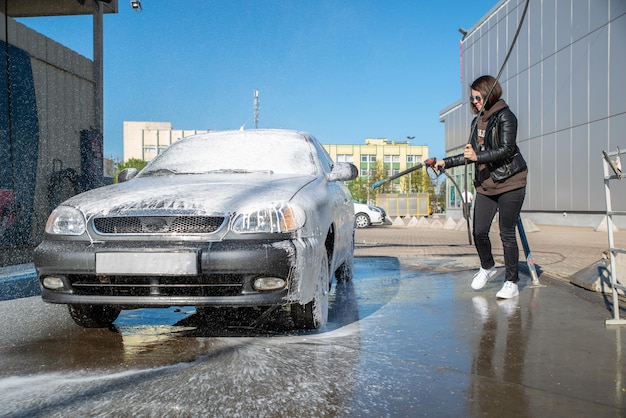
439, 0, 626, 228
1, 13, 95, 249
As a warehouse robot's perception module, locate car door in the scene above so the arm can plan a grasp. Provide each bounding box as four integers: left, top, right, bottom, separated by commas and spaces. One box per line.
309, 136, 354, 267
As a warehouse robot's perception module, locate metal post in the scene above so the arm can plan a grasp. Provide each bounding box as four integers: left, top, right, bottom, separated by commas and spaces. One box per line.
93, 1, 104, 133
603, 148, 626, 326
517, 216, 544, 287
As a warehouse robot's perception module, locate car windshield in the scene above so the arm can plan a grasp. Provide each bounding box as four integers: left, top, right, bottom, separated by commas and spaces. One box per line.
139, 131, 317, 177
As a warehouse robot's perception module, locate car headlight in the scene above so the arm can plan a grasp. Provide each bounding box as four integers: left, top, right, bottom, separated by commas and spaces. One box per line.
45, 206, 87, 235
231, 202, 305, 233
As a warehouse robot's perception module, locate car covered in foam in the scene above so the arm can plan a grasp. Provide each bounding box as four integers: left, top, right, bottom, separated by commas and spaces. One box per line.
34, 129, 358, 330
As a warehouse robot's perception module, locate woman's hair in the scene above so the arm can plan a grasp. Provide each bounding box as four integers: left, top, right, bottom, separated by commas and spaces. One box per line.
470, 75, 502, 114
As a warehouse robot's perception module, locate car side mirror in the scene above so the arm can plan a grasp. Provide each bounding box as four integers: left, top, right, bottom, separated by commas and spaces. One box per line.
117, 168, 138, 183
328, 162, 358, 182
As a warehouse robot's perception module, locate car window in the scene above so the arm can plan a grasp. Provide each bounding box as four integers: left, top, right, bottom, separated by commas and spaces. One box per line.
139, 131, 317, 177
310, 135, 334, 173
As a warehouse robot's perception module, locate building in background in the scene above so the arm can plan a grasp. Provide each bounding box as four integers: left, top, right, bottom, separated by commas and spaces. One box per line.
324, 138, 428, 192
123, 121, 210, 162
439, 0, 626, 228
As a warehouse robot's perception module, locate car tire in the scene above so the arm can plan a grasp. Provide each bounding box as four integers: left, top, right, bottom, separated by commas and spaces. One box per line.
291, 251, 329, 329
68, 304, 121, 328
355, 213, 370, 228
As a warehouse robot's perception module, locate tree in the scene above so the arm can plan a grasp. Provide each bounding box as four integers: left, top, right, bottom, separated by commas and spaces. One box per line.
346, 176, 368, 203
113, 158, 147, 183
346, 161, 385, 204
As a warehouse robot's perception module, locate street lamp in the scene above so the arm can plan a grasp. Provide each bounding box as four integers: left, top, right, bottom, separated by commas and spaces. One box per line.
407, 136, 415, 193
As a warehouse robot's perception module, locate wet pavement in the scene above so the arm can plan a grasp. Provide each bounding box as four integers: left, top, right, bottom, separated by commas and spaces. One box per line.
0, 222, 625, 416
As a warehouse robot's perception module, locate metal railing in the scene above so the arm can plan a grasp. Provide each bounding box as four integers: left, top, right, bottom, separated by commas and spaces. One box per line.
602, 147, 626, 326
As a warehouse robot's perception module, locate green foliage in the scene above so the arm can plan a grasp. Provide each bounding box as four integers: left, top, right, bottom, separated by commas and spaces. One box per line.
119, 158, 148, 171
113, 158, 147, 183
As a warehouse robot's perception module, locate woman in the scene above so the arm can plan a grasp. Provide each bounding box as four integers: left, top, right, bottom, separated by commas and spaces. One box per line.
434, 75, 528, 299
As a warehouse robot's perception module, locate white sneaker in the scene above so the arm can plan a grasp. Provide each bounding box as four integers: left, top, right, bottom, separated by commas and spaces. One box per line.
496, 281, 519, 299
471, 267, 497, 290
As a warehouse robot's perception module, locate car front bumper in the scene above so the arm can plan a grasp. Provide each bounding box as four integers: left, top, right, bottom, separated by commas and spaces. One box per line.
34, 238, 314, 308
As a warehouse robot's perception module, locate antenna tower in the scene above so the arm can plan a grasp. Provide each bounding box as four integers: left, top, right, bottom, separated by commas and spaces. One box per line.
254, 90, 259, 129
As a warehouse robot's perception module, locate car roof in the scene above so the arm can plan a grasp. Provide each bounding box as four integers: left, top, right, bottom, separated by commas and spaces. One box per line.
183, 129, 313, 142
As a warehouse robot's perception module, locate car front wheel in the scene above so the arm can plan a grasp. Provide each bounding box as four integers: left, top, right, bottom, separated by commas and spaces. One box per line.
291, 251, 330, 329
68, 304, 121, 328
355, 213, 370, 228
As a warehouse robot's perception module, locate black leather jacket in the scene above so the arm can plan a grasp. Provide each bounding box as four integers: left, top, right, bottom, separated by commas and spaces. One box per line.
443, 107, 526, 182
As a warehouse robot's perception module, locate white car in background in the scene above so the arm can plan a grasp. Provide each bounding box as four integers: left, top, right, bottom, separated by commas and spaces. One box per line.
353, 202, 386, 228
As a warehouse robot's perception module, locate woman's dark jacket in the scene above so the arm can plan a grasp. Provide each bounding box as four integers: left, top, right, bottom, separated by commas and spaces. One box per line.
443, 107, 526, 182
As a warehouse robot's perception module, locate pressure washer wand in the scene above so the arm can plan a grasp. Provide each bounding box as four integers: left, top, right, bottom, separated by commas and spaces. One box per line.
372, 158, 436, 189
517, 216, 544, 287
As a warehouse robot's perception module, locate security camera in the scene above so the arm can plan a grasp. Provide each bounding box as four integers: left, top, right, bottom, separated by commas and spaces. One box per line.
131, 0, 142, 10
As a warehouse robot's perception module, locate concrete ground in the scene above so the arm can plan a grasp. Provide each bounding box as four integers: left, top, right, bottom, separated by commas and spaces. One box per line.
1, 218, 626, 415
352, 219, 626, 415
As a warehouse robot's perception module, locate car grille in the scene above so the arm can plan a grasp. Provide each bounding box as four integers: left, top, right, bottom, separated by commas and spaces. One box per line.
92, 216, 225, 234
69, 274, 244, 297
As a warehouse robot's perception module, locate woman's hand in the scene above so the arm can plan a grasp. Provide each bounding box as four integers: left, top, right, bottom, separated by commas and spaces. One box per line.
434, 159, 446, 170
463, 144, 477, 161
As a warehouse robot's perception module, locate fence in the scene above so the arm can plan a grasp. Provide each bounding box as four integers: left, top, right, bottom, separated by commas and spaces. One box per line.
376, 193, 430, 218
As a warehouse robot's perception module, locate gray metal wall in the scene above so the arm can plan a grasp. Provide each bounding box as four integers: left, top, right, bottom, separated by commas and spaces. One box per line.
440, 0, 626, 228
1, 14, 95, 244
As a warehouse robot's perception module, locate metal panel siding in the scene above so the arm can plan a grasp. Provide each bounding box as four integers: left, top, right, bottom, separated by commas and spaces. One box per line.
590, 0, 609, 33
529, 0, 542, 67
589, 26, 609, 123
516, 5, 529, 73
543, 54, 557, 135
517, 71, 529, 142
488, 17, 499, 74
555, 47, 571, 132
555, 129, 571, 209
556, 0, 572, 52
518, 138, 533, 210
589, 119, 609, 212
505, 3, 518, 75
542, 1, 557, 58
570, 125, 589, 211
572, 0, 589, 43
497, 7, 508, 79
541, 133, 557, 210
528, 64, 542, 139
571, 40, 589, 127
610, 0, 626, 20
609, 14, 626, 116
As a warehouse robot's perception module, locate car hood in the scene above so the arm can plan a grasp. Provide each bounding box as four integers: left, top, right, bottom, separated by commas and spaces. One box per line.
63, 173, 317, 218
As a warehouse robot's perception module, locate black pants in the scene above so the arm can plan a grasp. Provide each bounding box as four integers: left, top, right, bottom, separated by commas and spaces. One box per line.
472, 187, 526, 283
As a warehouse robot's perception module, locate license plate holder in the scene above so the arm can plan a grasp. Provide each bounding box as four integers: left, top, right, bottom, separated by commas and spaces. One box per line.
95, 252, 198, 275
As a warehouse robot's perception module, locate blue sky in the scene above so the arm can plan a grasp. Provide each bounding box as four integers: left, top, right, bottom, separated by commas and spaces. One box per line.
18, 1, 495, 161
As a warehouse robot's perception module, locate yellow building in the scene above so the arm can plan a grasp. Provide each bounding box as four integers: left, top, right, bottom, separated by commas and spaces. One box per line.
324, 138, 429, 190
